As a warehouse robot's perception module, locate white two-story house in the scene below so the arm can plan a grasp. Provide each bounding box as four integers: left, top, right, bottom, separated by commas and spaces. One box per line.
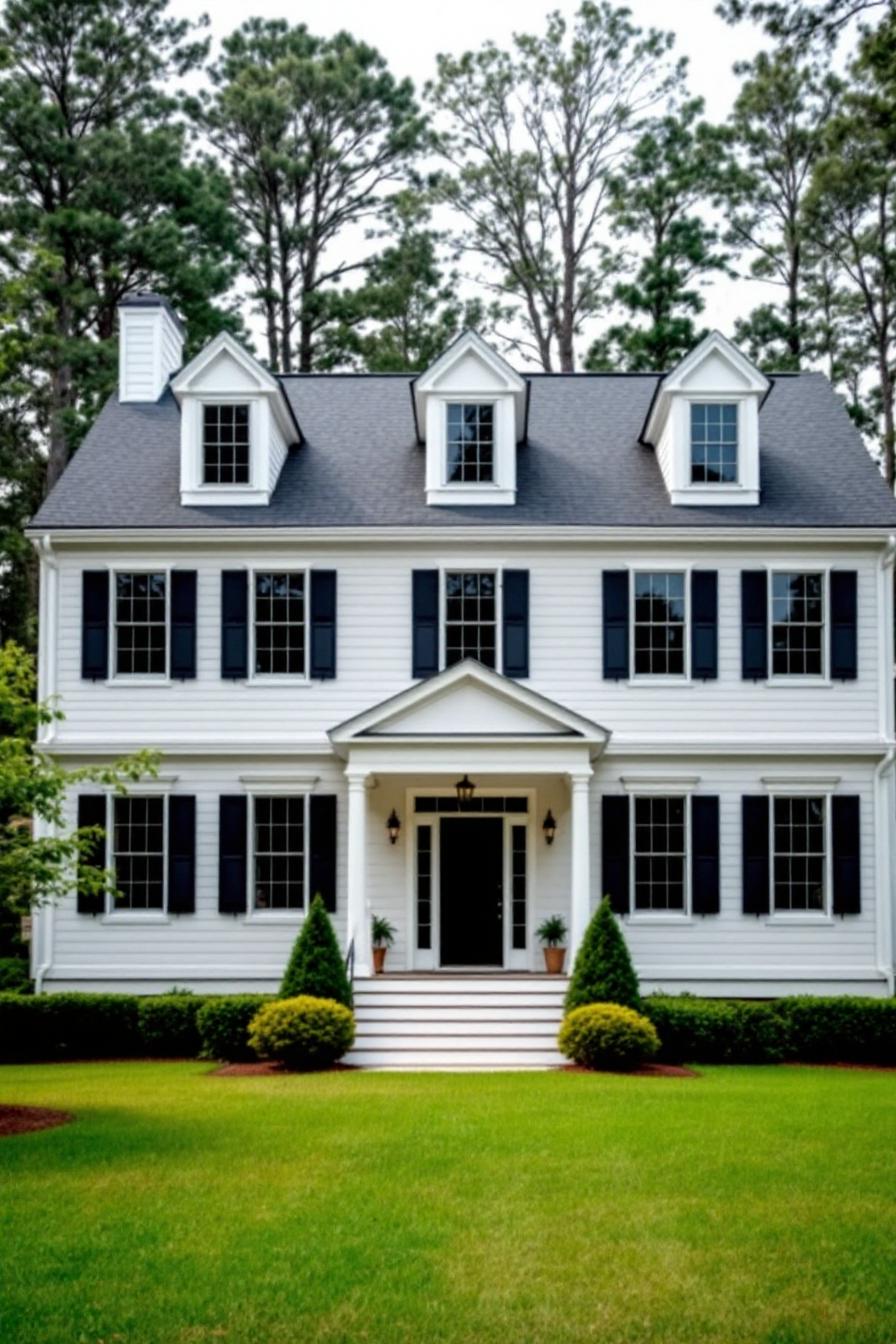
26, 292, 896, 1064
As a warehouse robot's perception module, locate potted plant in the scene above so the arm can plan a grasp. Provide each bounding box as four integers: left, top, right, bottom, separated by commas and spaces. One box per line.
371, 915, 396, 974
536, 916, 568, 974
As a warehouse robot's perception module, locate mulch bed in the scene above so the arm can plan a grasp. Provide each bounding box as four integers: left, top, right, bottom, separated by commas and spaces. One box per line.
0, 1105, 73, 1138
558, 1062, 699, 1078
210, 1060, 358, 1076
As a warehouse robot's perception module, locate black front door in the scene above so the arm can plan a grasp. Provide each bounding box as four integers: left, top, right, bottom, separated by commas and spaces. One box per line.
439, 817, 504, 966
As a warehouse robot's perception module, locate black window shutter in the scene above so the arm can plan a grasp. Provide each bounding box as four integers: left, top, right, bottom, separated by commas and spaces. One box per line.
602, 570, 629, 680
310, 570, 337, 679
168, 796, 196, 914
502, 570, 529, 678
309, 794, 337, 913
832, 795, 861, 915
830, 571, 858, 681
218, 795, 247, 914
741, 571, 768, 680
170, 571, 197, 680
602, 794, 630, 914
691, 796, 720, 915
412, 570, 439, 678
221, 571, 248, 679
76, 794, 107, 914
742, 795, 770, 915
81, 571, 109, 681
691, 571, 718, 680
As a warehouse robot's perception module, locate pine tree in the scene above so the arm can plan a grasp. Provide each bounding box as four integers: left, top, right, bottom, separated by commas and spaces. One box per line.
280, 894, 353, 1008
565, 897, 641, 1012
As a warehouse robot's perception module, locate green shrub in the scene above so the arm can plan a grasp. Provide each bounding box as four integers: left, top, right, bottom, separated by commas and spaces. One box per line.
0, 992, 142, 1062
770, 996, 896, 1064
565, 897, 641, 1012
0, 993, 47, 1061
137, 994, 209, 1057
248, 995, 355, 1071
196, 995, 271, 1061
644, 996, 788, 1064
280, 894, 352, 1007
558, 1002, 659, 1072
0, 957, 31, 994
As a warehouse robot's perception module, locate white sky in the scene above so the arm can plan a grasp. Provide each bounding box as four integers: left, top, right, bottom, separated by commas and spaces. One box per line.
170, 0, 825, 362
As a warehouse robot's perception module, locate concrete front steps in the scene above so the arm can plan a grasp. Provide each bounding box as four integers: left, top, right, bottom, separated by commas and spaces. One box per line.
346, 974, 569, 1070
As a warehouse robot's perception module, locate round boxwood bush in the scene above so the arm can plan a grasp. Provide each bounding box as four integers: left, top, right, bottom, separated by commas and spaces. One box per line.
248, 995, 355, 1071
558, 1002, 660, 1072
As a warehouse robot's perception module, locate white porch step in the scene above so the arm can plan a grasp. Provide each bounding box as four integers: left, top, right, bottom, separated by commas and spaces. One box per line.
346, 974, 569, 1070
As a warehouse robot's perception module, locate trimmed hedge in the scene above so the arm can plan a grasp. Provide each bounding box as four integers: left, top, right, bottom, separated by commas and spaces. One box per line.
0, 992, 141, 1062
196, 995, 271, 1062
137, 995, 208, 1057
558, 1002, 659, 1071
644, 996, 788, 1064
770, 996, 896, 1065
249, 995, 355, 1071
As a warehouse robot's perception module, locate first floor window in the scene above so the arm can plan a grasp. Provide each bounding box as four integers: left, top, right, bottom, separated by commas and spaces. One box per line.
633, 796, 686, 911
113, 796, 165, 910
203, 403, 250, 484
633, 571, 685, 675
773, 795, 825, 912
115, 571, 167, 675
771, 572, 824, 676
253, 796, 305, 910
445, 571, 497, 668
446, 403, 494, 482
254, 571, 306, 675
690, 402, 738, 483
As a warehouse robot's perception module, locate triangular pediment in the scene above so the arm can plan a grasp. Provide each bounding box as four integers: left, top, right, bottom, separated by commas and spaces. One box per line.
329, 660, 609, 750
642, 331, 769, 445
172, 332, 280, 396
412, 331, 528, 442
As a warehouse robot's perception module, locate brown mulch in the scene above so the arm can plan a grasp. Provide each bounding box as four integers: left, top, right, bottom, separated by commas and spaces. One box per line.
558, 1061, 699, 1078
0, 1104, 73, 1137
210, 1060, 358, 1076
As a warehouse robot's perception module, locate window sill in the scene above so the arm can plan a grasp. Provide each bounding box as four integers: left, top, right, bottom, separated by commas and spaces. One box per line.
243, 912, 304, 924
627, 677, 693, 687
625, 914, 692, 925
764, 914, 835, 926
763, 678, 833, 688
101, 913, 170, 925
105, 677, 172, 688
246, 677, 313, 687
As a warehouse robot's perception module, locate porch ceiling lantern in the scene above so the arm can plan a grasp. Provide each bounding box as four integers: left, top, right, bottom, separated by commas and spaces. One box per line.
386, 809, 401, 845
542, 809, 557, 845
455, 774, 476, 803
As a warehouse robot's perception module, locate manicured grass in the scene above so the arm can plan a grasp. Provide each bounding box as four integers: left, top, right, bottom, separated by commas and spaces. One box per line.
2, 1064, 896, 1344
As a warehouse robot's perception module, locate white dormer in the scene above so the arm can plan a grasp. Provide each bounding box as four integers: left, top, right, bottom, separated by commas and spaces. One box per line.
171, 333, 299, 507
413, 331, 528, 507
641, 331, 770, 507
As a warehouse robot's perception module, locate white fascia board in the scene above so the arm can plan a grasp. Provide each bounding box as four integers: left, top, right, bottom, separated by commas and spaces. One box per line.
171, 332, 280, 397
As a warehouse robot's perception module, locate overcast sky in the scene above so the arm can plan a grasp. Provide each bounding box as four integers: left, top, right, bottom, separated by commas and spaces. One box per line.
170, 0, 803, 360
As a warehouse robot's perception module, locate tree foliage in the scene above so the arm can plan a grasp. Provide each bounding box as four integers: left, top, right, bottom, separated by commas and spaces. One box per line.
280, 894, 352, 1007
564, 897, 641, 1012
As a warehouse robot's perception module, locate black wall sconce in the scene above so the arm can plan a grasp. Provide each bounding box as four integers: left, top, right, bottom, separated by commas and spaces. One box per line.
455, 774, 476, 802
542, 809, 557, 845
386, 809, 401, 844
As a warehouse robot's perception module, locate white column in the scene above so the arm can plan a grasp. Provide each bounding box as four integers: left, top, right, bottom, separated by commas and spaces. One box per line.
568, 769, 593, 959
345, 769, 372, 977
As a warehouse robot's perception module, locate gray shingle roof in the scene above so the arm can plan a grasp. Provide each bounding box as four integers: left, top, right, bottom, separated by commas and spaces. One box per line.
30, 370, 896, 530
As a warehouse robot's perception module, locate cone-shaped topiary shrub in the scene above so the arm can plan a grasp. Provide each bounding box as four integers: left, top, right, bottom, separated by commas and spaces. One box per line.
280, 894, 353, 1007
558, 1002, 659, 1072
248, 996, 355, 1071
565, 896, 641, 1012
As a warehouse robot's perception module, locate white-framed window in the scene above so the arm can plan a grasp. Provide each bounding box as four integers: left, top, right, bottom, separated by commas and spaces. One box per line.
771, 571, 825, 677
632, 571, 687, 677
113, 570, 168, 677
111, 794, 167, 911
632, 795, 689, 913
252, 570, 307, 677
445, 403, 495, 483
203, 403, 251, 484
690, 402, 738, 484
444, 570, 498, 669
251, 794, 307, 911
772, 795, 826, 913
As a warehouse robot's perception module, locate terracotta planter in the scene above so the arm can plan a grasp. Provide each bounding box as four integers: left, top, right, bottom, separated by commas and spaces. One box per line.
543, 946, 566, 974
372, 945, 387, 974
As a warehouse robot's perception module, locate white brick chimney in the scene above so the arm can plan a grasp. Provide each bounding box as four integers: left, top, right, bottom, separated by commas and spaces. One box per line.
118, 292, 185, 403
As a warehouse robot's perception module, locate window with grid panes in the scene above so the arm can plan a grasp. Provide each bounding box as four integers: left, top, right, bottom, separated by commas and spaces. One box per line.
115, 572, 167, 675
112, 796, 165, 910
633, 796, 687, 911
444, 571, 497, 668
633, 572, 686, 675
254, 572, 306, 675
690, 403, 738, 483
446, 404, 494, 482
203, 404, 250, 484
253, 796, 305, 910
773, 796, 826, 912
771, 572, 825, 676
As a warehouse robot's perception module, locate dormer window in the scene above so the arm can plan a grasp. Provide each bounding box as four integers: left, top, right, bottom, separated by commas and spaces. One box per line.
690, 403, 737, 484
447, 404, 494, 483
203, 404, 250, 484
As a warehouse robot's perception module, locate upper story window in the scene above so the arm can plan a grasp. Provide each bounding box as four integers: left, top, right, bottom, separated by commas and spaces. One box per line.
446, 404, 494, 483
771, 572, 824, 677
690, 403, 737, 483
633, 572, 686, 676
445, 571, 497, 669
253, 571, 306, 677
113, 795, 165, 910
253, 795, 305, 910
633, 795, 687, 912
203, 404, 250, 485
773, 795, 825, 912
115, 572, 167, 676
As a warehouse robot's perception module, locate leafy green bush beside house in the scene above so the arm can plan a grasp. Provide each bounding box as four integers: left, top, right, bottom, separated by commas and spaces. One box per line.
559, 1002, 660, 1071
280, 894, 353, 1007
248, 996, 355, 1071
565, 897, 641, 1012
195, 995, 271, 1061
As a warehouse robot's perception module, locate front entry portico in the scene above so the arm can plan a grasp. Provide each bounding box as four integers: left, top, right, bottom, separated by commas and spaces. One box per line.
329, 660, 610, 976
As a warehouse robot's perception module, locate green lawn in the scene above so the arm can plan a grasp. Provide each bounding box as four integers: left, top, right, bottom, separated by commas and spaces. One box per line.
1, 1064, 895, 1344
